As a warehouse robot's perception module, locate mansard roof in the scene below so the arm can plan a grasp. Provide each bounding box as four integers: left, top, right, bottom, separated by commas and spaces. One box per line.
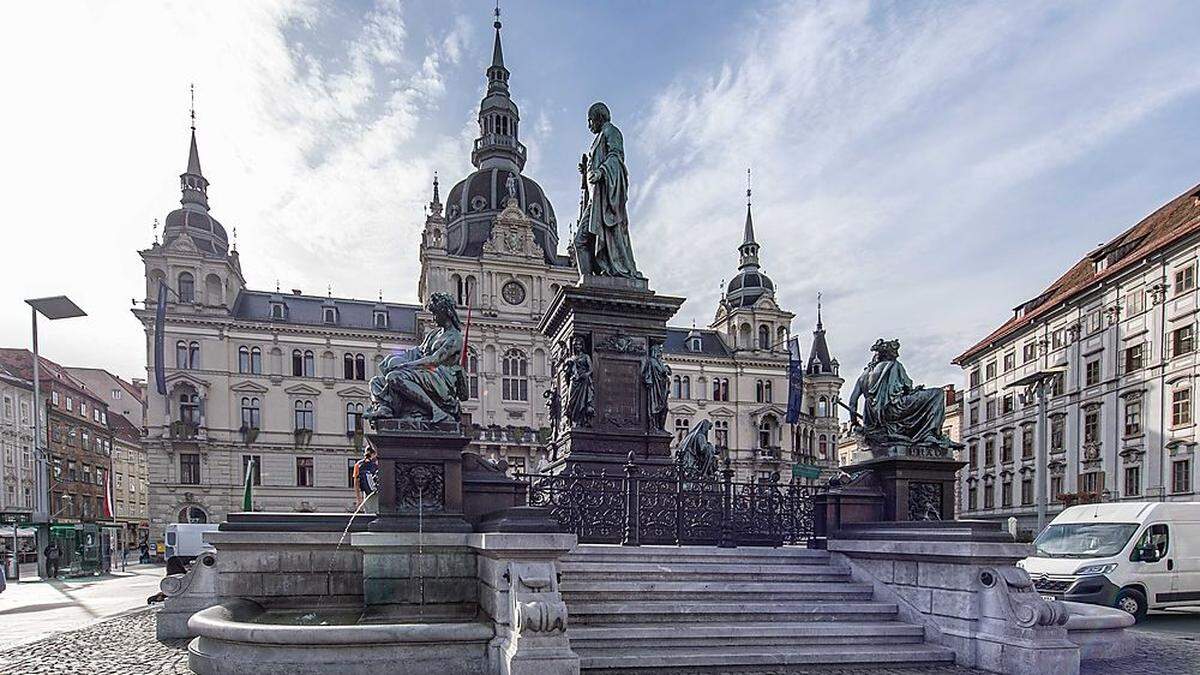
954, 181, 1200, 365
664, 327, 732, 357
231, 290, 420, 334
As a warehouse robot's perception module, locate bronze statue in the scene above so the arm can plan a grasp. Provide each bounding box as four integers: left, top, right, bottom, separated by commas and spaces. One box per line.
563, 336, 595, 428
674, 419, 719, 477
573, 102, 641, 279
365, 292, 467, 424
641, 343, 670, 431
847, 339, 960, 456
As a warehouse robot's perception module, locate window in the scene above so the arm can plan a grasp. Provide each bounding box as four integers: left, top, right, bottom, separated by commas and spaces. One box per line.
688, 336, 702, 352
1175, 265, 1195, 294
674, 417, 689, 443
1021, 425, 1034, 458
1001, 433, 1013, 464
818, 434, 828, 460
817, 397, 828, 417
1125, 290, 1144, 316
1088, 310, 1103, 334
323, 307, 337, 324
240, 397, 261, 430
758, 419, 775, 449
347, 458, 358, 488
984, 438, 995, 466
1172, 388, 1192, 427
1051, 329, 1065, 350
241, 455, 262, 486
271, 302, 285, 320
292, 350, 315, 377
1021, 477, 1033, 505
294, 400, 314, 431
985, 399, 996, 420
680, 376, 691, 400
179, 453, 200, 485
373, 310, 388, 329
711, 378, 729, 402
346, 402, 364, 434
502, 349, 529, 401
714, 420, 729, 447
1172, 325, 1195, 357
1002, 394, 1014, 415
239, 346, 251, 373
79, 401, 86, 418
344, 353, 356, 380
968, 442, 978, 468
673, 376, 682, 398
1022, 342, 1037, 364
1083, 359, 1100, 387
82, 464, 91, 485
1080, 471, 1104, 494
764, 380, 772, 403
755, 380, 766, 403
985, 362, 996, 380
984, 484, 994, 509
296, 457, 314, 487
466, 348, 479, 399
178, 272, 194, 303
968, 486, 978, 511
1084, 409, 1100, 445
179, 393, 200, 425
1124, 465, 1141, 497
969, 369, 980, 388
1124, 399, 1142, 436
969, 405, 979, 426
1001, 479, 1013, 508
1003, 352, 1015, 371
757, 325, 770, 350
1172, 460, 1192, 493
1123, 344, 1144, 373
52, 390, 59, 406
1051, 475, 1064, 501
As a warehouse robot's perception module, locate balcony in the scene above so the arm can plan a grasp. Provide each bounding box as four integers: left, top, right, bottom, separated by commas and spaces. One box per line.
170, 420, 201, 440
756, 446, 781, 461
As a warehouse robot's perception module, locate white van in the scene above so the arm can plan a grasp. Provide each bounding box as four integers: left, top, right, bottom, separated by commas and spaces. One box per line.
1019, 502, 1200, 620
163, 523, 218, 571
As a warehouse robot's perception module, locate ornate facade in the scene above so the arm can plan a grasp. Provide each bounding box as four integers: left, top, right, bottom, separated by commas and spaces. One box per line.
954, 183, 1200, 531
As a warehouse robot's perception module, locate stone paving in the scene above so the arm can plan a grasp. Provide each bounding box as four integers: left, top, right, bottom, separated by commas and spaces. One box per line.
0, 605, 1196, 674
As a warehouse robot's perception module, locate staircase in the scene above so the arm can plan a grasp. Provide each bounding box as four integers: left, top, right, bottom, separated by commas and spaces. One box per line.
560, 545, 956, 672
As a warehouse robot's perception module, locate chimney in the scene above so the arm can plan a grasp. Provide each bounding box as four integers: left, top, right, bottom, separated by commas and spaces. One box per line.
291, 289, 303, 296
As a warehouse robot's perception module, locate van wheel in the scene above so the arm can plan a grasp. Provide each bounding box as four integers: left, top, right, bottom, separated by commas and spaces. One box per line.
1115, 588, 1147, 622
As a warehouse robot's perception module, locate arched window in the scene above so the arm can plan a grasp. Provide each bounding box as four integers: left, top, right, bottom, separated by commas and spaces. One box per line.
818, 434, 829, 460
755, 379, 765, 404
239, 347, 251, 374
688, 336, 702, 352
205, 273, 223, 306
303, 350, 315, 377
188, 342, 200, 369
759, 418, 774, 449
739, 323, 751, 348
343, 353, 354, 380
758, 325, 770, 350
178, 392, 199, 425
674, 417, 690, 443
294, 400, 314, 431
292, 350, 302, 376
673, 375, 682, 398
250, 347, 262, 374
714, 420, 729, 447
240, 397, 260, 430
818, 396, 828, 417
178, 272, 194, 303
345, 402, 364, 434
764, 380, 773, 403
681, 376, 691, 400
176, 341, 188, 369
355, 354, 366, 380
453, 274, 465, 306
467, 348, 479, 399
502, 349, 528, 401
465, 276, 478, 306
777, 326, 787, 346
178, 505, 207, 523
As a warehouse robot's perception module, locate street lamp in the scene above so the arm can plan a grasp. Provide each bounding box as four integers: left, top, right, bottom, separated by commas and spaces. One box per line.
1007, 366, 1066, 536
25, 296, 86, 579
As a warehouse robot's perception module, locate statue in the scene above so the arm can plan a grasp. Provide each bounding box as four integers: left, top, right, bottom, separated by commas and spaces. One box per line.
641, 343, 670, 431
674, 419, 720, 477
847, 339, 961, 457
573, 102, 641, 279
365, 292, 467, 424
505, 173, 518, 204
563, 336, 595, 428
543, 387, 561, 438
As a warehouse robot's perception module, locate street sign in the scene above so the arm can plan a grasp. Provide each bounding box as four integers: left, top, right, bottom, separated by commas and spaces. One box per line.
792, 464, 821, 480
0, 512, 32, 525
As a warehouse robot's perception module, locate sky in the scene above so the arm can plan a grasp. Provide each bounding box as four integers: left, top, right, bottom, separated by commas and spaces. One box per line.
2, 0, 1199, 395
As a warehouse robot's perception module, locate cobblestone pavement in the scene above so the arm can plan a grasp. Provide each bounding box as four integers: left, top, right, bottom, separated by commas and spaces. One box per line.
0, 606, 1196, 675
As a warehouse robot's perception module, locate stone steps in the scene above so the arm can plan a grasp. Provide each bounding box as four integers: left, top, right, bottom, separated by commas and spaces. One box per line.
560, 560, 853, 582
562, 545, 831, 565
561, 580, 875, 601
570, 599, 900, 624
570, 621, 927, 648
578, 643, 957, 671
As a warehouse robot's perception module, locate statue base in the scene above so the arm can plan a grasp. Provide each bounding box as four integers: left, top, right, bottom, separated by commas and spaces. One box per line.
539, 279, 684, 474
843, 453, 966, 522
366, 422, 472, 533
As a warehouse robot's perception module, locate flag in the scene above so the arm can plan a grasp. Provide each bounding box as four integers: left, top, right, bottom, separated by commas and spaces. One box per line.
242, 456, 255, 512
786, 337, 803, 424
153, 280, 169, 395
103, 470, 114, 520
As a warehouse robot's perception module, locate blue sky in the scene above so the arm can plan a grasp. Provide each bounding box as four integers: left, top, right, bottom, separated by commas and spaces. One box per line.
2, 0, 1199, 392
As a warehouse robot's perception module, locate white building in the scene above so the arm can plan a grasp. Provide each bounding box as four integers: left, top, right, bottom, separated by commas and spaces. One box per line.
0, 364, 36, 517
954, 182, 1200, 531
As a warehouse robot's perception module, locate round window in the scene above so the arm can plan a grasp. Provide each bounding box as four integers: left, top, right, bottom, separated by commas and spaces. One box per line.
502, 281, 526, 305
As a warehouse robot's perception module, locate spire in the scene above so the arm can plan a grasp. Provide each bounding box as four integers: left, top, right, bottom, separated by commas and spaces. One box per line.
737, 168, 760, 270
472, 4, 524, 171
180, 84, 210, 212
491, 2, 505, 71
743, 167, 756, 246
807, 292, 834, 375
816, 291, 823, 330
428, 171, 443, 217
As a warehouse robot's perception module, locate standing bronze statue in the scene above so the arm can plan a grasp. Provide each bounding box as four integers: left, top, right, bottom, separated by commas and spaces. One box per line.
674, 419, 720, 477
847, 339, 961, 457
641, 343, 670, 431
573, 102, 641, 279
564, 336, 595, 428
365, 292, 467, 424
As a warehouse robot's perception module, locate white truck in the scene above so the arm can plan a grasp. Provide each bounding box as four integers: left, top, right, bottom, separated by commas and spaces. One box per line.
163, 523, 218, 573
1019, 502, 1200, 620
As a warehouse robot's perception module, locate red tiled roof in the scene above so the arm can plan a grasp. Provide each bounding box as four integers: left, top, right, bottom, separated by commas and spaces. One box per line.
0, 348, 104, 406
953, 182, 1200, 365
108, 411, 141, 444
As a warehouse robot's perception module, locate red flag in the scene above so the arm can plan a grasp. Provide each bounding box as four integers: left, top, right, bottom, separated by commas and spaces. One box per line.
103, 470, 114, 520
460, 303, 472, 367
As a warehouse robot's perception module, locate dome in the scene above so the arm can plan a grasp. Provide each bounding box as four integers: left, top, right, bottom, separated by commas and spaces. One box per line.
444, 166, 559, 263
163, 205, 229, 257
726, 269, 775, 307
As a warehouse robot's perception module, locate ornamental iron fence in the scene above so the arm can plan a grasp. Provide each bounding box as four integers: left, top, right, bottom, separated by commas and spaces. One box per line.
514, 456, 821, 548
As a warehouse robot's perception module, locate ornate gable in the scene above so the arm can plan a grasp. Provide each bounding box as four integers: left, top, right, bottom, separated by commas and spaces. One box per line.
482, 198, 541, 259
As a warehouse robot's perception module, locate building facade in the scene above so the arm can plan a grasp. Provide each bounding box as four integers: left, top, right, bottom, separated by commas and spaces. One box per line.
954, 183, 1200, 531
0, 364, 36, 518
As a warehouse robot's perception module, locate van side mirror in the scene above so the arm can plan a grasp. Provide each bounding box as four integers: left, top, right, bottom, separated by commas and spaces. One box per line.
1135, 545, 1159, 563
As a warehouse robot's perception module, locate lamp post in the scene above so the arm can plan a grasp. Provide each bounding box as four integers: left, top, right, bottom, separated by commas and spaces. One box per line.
25, 296, 86, 579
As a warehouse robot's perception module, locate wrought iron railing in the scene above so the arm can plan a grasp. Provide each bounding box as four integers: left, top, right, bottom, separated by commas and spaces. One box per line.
514, 457, 820, 548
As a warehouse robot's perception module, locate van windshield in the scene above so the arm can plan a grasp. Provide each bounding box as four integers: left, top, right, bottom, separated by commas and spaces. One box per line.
1034, 522, 1138, 559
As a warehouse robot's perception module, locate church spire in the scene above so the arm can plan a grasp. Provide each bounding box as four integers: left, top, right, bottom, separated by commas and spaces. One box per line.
180, 84, 209, 212
472, 4, 525, 171
428, 171, 442, 217
738, 168, 760, 270
807, 292, 835, 375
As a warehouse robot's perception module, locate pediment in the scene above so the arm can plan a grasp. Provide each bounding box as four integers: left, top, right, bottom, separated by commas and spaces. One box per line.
707, 406, 737, 418
231, 380, 269, 394
337, 386, 371, 399
164, 371, 211, 390
671, 404, 698, 416
284, 383, 322, 396
750, 404, 786, 419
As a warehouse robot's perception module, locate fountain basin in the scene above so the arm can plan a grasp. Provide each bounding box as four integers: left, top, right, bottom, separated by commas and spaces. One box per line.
1061, 600, 1137, 661
188, 598, 494, 675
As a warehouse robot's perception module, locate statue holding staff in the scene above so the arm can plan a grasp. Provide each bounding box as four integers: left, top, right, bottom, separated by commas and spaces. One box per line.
573, 102, 641, 279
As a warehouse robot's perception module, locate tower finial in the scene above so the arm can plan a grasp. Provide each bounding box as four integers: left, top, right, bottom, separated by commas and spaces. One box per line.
152, 218, 159, 245
232, 226, 237, 251
746, 167, 752, 206
275, 279, 280, 293
189, 83, 196, 131
379, 289, 383, 302
816, 291, 823, 330
494, 0, 501, 27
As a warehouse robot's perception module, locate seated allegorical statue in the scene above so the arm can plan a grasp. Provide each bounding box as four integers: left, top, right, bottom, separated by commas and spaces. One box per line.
847, 339, 962, 457
365, 291, 467, 424
674, 419, 720, 477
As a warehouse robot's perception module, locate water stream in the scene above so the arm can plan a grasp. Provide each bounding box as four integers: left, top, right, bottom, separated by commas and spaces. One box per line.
320, 490, 376, 614
417, 486, 424, 617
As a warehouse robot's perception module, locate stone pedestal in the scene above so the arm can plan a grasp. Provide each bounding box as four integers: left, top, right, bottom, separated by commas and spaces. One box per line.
539, 277, 684, 474
844, 454, 966, 522
367, 421, 472, 533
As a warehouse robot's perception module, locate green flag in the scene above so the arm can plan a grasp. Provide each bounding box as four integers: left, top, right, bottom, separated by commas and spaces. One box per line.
242, 457, 255, 511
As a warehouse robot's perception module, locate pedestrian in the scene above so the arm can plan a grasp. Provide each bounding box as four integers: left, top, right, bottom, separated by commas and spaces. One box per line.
44, 542, 60, 579
1, 558, 7, 594
353, 446, 379, 512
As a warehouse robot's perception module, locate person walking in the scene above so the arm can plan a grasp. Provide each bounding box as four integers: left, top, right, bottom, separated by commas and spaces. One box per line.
353, 447, 379, 512
44, 542, 60, 579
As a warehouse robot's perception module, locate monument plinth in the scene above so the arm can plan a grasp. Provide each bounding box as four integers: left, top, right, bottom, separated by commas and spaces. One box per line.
367, 421, 473, 533
539, 277, 683, 473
